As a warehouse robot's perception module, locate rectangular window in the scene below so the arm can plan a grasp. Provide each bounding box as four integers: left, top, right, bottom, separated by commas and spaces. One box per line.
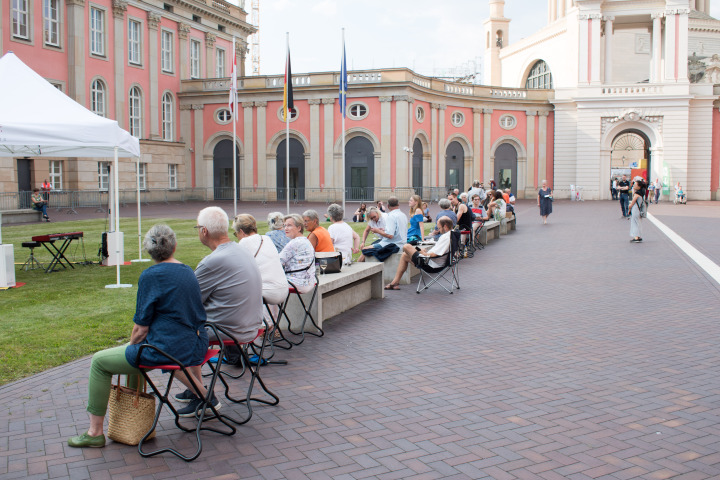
168, 164, 177, 189
49, 160, 63, 190
98, 161, 110, 191
128, 19, 142, 65
138, 162, 147, 190
161, 30, 173, 73
43, 0, 60, 46
190, 39, 201, 78
90, 7, 105, 56
12, 0, 29, 39
215, 48, 225, 77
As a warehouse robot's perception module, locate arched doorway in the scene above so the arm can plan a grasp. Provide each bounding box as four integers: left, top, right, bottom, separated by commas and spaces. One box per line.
213, 139, 239, 200
277, 138, 305, 201
445, 141, 464, 191
495, 143, 517, 194
412, 138, 423, 198
611, 130, 650, 184
345, 136, 374, 200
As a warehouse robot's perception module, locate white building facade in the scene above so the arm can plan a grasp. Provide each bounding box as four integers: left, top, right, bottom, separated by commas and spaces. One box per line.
486, 0, 720, 200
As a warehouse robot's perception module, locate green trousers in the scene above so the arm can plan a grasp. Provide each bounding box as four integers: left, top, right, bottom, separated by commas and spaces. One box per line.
86, 345, 141, 416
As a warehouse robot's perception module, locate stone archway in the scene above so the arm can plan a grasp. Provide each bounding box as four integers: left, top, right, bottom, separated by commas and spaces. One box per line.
345, 136, 375, 201
276, 138, 305, 201
213, 139, 240, 200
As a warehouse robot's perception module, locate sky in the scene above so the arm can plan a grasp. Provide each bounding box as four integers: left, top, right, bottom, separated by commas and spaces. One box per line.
245, 0, 720, 79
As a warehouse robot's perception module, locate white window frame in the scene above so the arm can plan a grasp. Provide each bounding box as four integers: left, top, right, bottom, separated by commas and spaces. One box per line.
128, 18, 142, 65
90, 78, 106, 117
499, 114, 517, 130
161, 92, 174, 141
416, 106, 425, 123
138, 162, 147, 190
161, 29, 174, 73
12, 0, 30, 39
216, 108, 232, 124
190, 39, 201, 78
276, 106, 299, 122
168, 164, 177, 189
49, 160, 63, 190
215, 48, 225, 77
98, 161, 110, 191
43, 0, 60, 47
347, 102, 369, 120
128, 86, 143, 138
89, 6, 106, 56
451, 111, 465, 127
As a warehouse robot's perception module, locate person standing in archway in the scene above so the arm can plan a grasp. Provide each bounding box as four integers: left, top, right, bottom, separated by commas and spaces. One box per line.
537, 180, 553, 225
617, 174, 631, 218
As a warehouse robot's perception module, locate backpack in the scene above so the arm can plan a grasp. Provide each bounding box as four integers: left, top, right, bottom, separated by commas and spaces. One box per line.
638, 197, 647, 218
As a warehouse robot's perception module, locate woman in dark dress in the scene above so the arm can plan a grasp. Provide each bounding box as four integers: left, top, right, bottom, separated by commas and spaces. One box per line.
537, 179, 553, 225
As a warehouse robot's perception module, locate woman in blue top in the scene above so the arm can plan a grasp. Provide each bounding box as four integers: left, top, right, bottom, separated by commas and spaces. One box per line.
68, 224, 209, 448
406, 194, 425, 245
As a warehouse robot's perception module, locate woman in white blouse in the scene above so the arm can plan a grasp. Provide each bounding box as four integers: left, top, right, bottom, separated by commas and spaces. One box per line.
326, 203, 360, 265
279, 214, 316, 294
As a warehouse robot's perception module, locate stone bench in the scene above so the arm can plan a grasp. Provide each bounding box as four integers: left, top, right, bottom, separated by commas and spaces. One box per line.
477, 220, 500, 245
282, 262, 384, 332
500, 215, 516, 235
0, 209, 42, 225
366, 252, 419, 285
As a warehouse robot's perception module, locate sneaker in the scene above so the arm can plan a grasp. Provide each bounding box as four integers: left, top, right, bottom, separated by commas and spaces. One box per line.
174, 387, 202, 403
631, 238, 641, 243
68, 431, 106, 448
177, 394, 221, 418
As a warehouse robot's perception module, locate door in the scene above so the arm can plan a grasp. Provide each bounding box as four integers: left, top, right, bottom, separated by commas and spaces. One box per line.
277, 138, 305, 201
445, 141, 464, 191
17, 158, 32, 208
213, 140, 239, 200
412, 138, 423, 199
345, 136, 375, 200
495, 143, 517, 195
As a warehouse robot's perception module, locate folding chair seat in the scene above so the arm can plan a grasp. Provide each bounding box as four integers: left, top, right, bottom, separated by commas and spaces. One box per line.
207, 325, 279, 426
21, 241, 44, 271
136, 323, 235, 462
416, 230, 461, 294
459, 229, 474, 258
276, 277, 322, 346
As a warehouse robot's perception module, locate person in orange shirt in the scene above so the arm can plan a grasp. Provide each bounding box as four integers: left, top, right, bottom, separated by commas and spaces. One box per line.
302, 210, 334, 252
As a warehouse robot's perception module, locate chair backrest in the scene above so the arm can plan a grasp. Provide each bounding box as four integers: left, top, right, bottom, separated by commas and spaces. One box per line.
449, 230, 462, 264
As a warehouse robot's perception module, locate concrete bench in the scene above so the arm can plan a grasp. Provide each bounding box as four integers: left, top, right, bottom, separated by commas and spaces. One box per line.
366, 252, 419, 285
500, 215, 516, 235
282, 262, 384, 332
477, 220, 500, 245
0, 209, 42, 225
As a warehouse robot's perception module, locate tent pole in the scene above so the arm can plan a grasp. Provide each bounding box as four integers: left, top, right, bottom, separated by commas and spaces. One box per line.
106, 146, 132, 289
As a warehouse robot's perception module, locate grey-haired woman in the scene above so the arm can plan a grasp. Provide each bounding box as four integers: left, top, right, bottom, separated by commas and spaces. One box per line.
266, 211, 289, 252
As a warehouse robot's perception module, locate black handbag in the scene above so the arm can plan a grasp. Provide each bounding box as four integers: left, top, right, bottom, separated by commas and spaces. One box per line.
315, 252, 342, 274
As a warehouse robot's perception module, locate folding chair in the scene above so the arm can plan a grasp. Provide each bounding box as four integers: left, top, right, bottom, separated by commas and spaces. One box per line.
416, 230, 461, 294
136, 323, 235, 462
207, 325, 279, 426
458, 228, 474, 258
276, 276, 322, 346
21, 242, 44, 271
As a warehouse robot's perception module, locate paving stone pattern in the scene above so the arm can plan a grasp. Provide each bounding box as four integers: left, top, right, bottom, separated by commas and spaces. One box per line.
2, 200, 720, 479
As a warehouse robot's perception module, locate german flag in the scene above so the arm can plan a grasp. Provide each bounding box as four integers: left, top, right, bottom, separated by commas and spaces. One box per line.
282, 49, 294, 121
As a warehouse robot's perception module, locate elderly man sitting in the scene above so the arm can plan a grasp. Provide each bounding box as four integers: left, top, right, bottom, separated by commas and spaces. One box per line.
384, 217, 454, 290
360, 196, 407, 262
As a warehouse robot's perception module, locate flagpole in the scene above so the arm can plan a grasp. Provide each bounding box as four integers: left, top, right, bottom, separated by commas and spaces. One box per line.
286, 32, 290, 215
232, 36, 238, 218
341, 28, 346, 217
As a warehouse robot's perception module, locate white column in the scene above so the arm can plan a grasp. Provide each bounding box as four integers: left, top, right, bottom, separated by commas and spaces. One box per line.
178, 23, 190, 80
559, 0, 566, 18
677, 9, 690, 82
473, 108, 482, 182
696, 0, 705, 12
538, 111, 548, 189
309, 99, 321, 189
550, 0, 557, 23
379, 96, 393, 189
205, 33, 216, 78
590, 14, 602, 84
578, 15, 590, 84
603, 16, 614, 84
112, 1, 126, 125
483, 108, 493, 183
524, 111, 536, 196
322, 98, 335, 189
437, 105, 446, 187
394, 95, 411, 189
242, 102, 254, 188
147, 13, 162, 139
652, 13, 663, 83
255, 101, 266, 190
664, 10, 677, 81
431, 104, 438, 187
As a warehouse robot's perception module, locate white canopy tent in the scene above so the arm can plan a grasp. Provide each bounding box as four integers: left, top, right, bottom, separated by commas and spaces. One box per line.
0, 52, 141, 288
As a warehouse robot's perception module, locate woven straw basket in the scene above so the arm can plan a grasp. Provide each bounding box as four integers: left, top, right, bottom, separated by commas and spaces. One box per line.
107, 375, 156, 445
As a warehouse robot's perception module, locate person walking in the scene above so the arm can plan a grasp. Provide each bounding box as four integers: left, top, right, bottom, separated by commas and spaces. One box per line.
628, 178, 646, 243
654, 178, 662, 203
537, 180, 553, 225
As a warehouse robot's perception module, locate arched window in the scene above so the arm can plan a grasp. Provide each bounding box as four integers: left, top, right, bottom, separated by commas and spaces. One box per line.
161, 92, 174, 141
90, 79, 106, 117
525, 60, 553, 89
128, 86, 142, 138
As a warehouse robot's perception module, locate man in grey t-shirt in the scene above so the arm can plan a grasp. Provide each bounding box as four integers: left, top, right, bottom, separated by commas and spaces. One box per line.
194, 206, 263, 344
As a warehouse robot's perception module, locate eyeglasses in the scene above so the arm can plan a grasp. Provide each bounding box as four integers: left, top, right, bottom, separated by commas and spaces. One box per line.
283, 223, 295, 229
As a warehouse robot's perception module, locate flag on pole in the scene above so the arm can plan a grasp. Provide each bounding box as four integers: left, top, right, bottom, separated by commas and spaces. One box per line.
282, 48, 294, 121
339, 41, 347, 117
228, 38, 238, 122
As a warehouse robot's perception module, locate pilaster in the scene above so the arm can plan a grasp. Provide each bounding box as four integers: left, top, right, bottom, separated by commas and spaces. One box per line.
436, 104, 447, 187
66, 0, 86, 104
538, 112, 549, 190
205, 32, 216, 79
255, 101, 266, 190
112, 0, 126, 124
179, 104, 194, 187
322, 98, 335, 189
242, 102, 254, 188
664, 9, 677, 81
379, 96, 393, 189
309, 99, 321, 189
483, 108, 493, 184
603, 16, 614, 84
178, 23, 191, 80
473, 107, 483, 182
147, 12, 161, 139
524, 110, 536, 197
394, 95, 411, 189
191, 104, 205, 188
651, 13, 663, 83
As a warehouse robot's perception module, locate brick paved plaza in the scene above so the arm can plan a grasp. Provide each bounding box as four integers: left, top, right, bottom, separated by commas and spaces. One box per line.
2, 199, 720, 480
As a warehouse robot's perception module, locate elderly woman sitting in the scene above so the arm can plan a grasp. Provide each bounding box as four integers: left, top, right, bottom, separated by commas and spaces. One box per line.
326, 203, 360, 265
302, 209, 334, 253
232, 214, 289, 312
67, 225, 211, 448
279, 214, 317, 294
266, 211, 289, 252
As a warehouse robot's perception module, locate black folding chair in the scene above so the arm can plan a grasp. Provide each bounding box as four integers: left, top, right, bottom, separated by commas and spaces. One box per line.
416, 230, 461, 294
472, 219, 486, 250
137, 323, 235, 462
207, 325, 279, 426
276, 276, 322, 346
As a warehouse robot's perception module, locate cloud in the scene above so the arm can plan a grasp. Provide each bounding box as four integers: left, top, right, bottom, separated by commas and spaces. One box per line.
312, 0, 337, 16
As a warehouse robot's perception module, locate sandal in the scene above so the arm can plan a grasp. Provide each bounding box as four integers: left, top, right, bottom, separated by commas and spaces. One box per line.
384, 284, 400, 290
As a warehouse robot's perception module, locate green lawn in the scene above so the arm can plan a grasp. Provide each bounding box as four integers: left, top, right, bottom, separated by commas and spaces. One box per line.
0, 217, 368, 385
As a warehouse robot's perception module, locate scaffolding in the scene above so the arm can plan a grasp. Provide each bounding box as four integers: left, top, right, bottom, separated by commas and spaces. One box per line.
250, 0, 259, 74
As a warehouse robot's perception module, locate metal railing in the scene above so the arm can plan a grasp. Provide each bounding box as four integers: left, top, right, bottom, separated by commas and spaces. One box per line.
0, 187, 463, 212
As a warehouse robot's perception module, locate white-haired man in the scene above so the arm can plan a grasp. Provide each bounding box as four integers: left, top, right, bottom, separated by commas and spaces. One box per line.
175, 206, 263, 416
